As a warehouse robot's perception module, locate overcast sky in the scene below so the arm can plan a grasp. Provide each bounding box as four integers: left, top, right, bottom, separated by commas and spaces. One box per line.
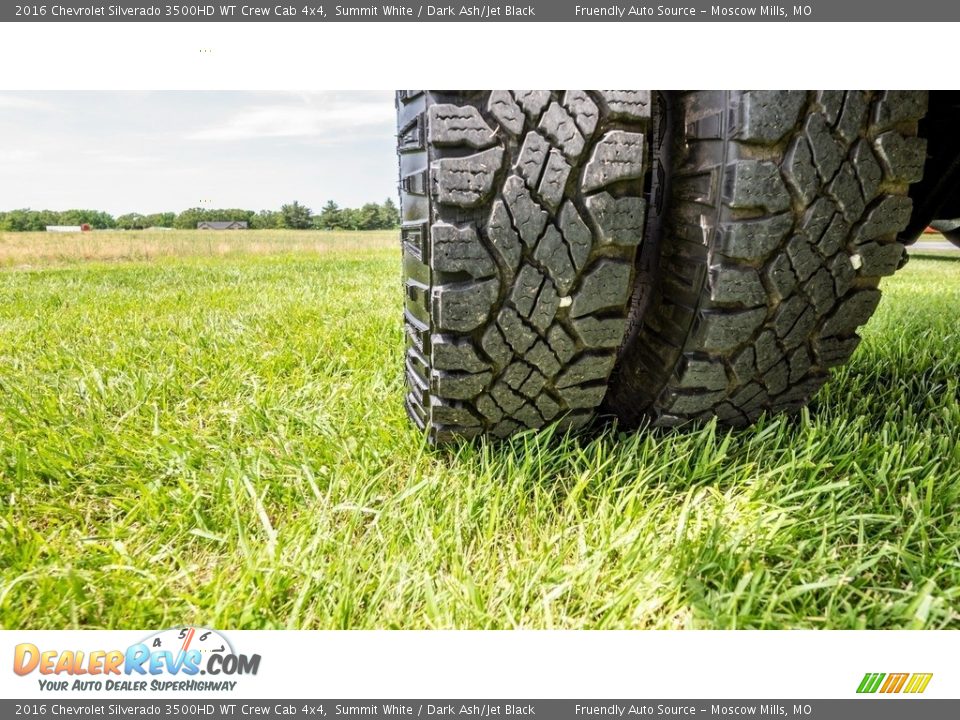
0, 91, 397, 214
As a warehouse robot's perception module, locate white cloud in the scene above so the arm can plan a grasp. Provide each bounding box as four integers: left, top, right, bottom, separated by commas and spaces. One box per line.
0, 148, 41, 163
187, 93, 393, 142
0, 94, 52, 110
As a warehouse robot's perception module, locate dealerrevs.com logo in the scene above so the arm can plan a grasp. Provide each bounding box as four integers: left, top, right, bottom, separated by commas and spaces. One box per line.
13, 627, 261, 693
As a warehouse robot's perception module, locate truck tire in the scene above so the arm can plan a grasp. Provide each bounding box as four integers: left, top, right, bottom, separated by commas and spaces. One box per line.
605, 91, 928, 427
397, 91, 651, 442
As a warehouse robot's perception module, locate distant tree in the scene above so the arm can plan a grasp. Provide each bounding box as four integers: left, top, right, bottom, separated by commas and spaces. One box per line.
116, 213, 148, 230
250, 209, 281, 229
0, 209, 35, 231
279, 201, 312, 229
378, 198, 400, 229
58, 209, 116, 228
338, 207, 361, 230
174, 207, 205, 229
0, 208, 114, 230
0, 201, 398, 232
143, 212, 176, 228
353, 202, 382, 230
315, 200, 343, 230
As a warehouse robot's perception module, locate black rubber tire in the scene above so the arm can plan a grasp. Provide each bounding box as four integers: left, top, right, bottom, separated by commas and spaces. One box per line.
397, 91, 651, 442
605, 91, 928, 427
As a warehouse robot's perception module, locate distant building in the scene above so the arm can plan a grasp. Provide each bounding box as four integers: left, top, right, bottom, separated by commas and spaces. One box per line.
46, 224, 91, 232
197, 221, 248, 230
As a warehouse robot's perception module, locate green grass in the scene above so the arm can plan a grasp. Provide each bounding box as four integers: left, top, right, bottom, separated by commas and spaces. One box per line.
1, 233, 958, 629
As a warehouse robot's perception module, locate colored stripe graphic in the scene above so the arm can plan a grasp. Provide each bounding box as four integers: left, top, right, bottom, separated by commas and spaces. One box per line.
857, 672, 932, 694
881, 673, 909, 693
904, 674, 934, 694
857, 673, 885, 693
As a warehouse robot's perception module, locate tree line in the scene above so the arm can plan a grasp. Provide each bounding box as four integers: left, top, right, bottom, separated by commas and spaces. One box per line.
0, 200, 400, 232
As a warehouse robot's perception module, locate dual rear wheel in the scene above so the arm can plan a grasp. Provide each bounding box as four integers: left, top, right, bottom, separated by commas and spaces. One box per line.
397, 91, 929, 441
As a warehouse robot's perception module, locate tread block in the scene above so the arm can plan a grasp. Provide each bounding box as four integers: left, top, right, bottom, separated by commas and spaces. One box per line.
562, 90, 600, 137
476, 393, 504, 424
538, 101, 585, 160
787, 345, 812, 383
585, 193, 646, 247
765, 253, 797, 301
502, 360, 534, 390
597, 91, 650, 121
538, 149, 571, 211
570, 316, 628, 349
676, 357, 728, 391
430, 400, 481, 428
533, 225, 577, 295
834, 91, 869, 144
820, 288, 881, 337
693, 307, 767, 353
856, 241, 904, 277
569, 260, 632, 318
432, 335, 490, 373
786, 235, 821, 282
783, 136, 818, 206
581, 131, 646, 192
528, 280, 560, 333
428, 104, 497, 148
803, 267, 836, 316
547, 324, 577, 364
535, 394, 561, 422
664, 389, 729, 415
525, 339, 562, 378
723, 160, 791, 213
432, 370, 493, 401
433, 147, 504, 207
497, 306, 538, 355
504, 175, 549, 248
817, 213, 850, 258
852, 140, 883, 203
827, 162, 866, 224
431, 223, 496, 278
481, 323, 513, 367
510, 264, 545, 318
559, 201, 593, 270
433, 279, 499, 332
873, 132, 927, 184
816, 91, 844, 125
804, 113, 845, 181
490, 380, 526, 414
488, 91, 525, 136
816, 335, 861, 367
519, 368, 547, 399
738, 90, 806, 144
513, 90, 552, 120
708, 265, 766, 307
828, 253, 856, 297
754, 330, 781, 373
852, 195, 913, 244
515, 131, 549, 188
872, 91, 928, 132
556, 383, 607, 409
486, 200, 523, 276
717, 213, 793, 261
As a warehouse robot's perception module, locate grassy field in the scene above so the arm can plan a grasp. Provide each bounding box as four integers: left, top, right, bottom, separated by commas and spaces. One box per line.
0, 228, 397, 267
0, 230, 958, 629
